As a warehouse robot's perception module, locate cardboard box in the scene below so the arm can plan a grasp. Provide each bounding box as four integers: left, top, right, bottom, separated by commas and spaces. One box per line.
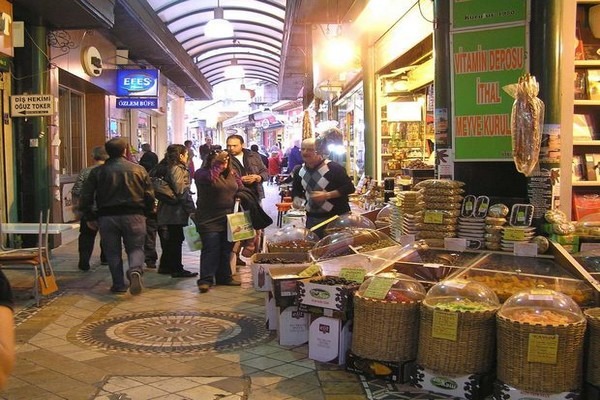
345, 351, 415, 383
297, 277, 358, 312
264, 291, 278, 331
278, 306, 309, 346
269, 266, 312, 307
308, 315, 352, 365
298, 303, 352, 321
251, 253, 310, 291
411, 365, 494, 399
493, 380, 581, 400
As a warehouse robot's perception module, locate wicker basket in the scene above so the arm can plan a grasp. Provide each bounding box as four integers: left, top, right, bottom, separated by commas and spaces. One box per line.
416, 303, 498, 375
496, 314, 586, 393
585, 308, 600, 385
351, 294, 421, 362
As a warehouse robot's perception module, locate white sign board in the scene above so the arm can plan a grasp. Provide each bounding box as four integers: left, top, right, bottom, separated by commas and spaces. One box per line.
11, 94, 54, 117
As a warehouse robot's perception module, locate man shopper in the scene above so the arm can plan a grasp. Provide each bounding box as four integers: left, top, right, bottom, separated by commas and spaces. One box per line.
138, 143, 160, 269
80, 137, 155, 295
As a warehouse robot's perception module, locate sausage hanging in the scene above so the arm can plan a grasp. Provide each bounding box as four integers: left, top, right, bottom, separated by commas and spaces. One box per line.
510, 74, 545, 177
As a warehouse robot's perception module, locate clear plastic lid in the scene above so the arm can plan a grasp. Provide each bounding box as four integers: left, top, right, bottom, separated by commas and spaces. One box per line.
498, 287, 585, 325
324, 212, 376, 235
357, 272, 426, 302
309, 228, 396, 260
267, 225, 319, 246
423, 278, 500, 311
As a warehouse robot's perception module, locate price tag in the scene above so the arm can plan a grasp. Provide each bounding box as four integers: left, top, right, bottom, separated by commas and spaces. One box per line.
362, 276, 395, 299
424, 211, 444, 224
298, 263, 321, 278
527, 333, 559, 364
400, 234, 415, 246
504, 228, 525, 241
514, 242, 538, 257
432, 310, 458, 341
339, 268, 366, 283
444, 237, 467, 251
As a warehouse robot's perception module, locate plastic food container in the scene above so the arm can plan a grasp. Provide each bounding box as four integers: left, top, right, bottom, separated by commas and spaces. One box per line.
357, 272, 426, 302
266, 225, 319, 253
324, 212, 376, 235
423, 278, 500, 311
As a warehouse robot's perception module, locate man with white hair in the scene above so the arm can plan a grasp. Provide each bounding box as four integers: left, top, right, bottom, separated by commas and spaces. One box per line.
291, 136, 355, 238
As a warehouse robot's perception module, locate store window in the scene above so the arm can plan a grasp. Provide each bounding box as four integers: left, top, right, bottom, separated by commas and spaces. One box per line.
58, 87, 85, 175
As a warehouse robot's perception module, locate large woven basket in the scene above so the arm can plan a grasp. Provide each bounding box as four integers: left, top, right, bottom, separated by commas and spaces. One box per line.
351, 294, 421, 362
496, 314, 586, 393
417, 302, 498, 375
585, 308, 600, 385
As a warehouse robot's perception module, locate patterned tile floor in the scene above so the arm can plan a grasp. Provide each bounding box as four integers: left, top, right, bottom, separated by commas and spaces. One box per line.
1, 184, 456, 400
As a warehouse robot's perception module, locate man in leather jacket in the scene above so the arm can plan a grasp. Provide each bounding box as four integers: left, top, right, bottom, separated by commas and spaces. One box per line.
80, 137, 155, 295
226, 134, 269, 200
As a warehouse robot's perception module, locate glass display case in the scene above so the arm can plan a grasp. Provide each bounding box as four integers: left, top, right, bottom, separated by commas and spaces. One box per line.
455, 252, 595, 306
309, 228, 399, 261
323, 212, 376, 235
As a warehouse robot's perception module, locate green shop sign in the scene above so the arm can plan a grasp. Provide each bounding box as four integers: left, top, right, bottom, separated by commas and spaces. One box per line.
452, 24, 528, 160
452, 0, 529, 30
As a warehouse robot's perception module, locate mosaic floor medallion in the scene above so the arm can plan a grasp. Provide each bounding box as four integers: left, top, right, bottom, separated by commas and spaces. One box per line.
75, 310, 272, 355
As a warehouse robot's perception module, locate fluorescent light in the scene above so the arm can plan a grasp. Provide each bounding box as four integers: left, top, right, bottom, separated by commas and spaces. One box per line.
204, 6, 233, 38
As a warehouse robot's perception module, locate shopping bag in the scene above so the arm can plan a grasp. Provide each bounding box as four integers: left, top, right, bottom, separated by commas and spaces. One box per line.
183, 218, 202, 251
227, 200, 255, 242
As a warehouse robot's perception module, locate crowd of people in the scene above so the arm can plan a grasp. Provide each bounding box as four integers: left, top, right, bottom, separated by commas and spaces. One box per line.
70, 128, 353, 296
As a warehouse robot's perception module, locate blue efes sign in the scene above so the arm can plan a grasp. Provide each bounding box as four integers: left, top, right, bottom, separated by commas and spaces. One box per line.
116, 69, 159, 97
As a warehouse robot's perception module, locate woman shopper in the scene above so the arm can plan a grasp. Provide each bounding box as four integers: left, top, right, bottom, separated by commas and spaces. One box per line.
153, 144, 197, 278
194, 150, 243, 293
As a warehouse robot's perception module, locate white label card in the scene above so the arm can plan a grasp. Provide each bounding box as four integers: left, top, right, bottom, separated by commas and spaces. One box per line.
514, 242, 538, 257
444, 237, 467, 251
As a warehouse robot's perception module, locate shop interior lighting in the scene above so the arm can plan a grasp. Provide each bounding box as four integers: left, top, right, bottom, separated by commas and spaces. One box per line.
204, 0, 234, 38
321, 24, 357, 69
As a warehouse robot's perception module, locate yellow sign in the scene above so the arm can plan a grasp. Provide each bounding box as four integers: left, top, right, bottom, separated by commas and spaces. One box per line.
339, 268, 366, 283
424, 211, 444, 224
432, 310, 458, 341
527, 333, 558, 364
504, 228, 525, 241
298, 263, 321, 278
363, 276, 395, 299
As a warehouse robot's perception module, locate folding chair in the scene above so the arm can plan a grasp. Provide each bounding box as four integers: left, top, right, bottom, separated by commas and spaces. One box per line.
0, 210, 58, 305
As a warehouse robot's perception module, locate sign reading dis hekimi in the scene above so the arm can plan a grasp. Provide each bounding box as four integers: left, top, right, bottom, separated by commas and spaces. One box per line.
10, 94, 54, 117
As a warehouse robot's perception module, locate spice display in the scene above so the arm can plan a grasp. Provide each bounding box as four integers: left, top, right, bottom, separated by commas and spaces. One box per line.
509, 73, 545, 176
503, 308, 578, 325
430, 298, 497, 312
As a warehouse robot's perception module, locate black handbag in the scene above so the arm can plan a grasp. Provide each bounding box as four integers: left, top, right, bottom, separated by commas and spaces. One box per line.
151, 176, 178, 204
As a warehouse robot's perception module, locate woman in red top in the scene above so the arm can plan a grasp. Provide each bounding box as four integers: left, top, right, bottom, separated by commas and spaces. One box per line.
267, 152, 281, 184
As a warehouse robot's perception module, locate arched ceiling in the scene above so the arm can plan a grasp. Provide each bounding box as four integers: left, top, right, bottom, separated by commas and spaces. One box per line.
147, 0, 286, 87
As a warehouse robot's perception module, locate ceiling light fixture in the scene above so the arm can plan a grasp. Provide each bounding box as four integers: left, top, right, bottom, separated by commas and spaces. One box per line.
204, 0, 234, 38
224, 58, 245, 79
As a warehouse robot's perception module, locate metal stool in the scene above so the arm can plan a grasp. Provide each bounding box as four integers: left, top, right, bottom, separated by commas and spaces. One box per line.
276, 202, 293, 228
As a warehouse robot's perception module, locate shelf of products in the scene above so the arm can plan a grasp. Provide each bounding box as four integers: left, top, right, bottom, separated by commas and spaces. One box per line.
562, 1, 600, 220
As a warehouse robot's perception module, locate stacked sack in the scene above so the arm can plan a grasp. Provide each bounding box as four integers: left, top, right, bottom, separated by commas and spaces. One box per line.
389, 191, 422, 241
413, 179, 464, 247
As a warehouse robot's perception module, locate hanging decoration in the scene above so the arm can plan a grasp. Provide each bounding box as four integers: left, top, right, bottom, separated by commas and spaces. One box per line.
302, 110, 313, 139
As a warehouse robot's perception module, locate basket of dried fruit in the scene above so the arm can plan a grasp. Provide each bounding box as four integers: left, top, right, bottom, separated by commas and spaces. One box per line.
584, 307, 600, 385
351, 272, 426, 362
496, 288, 587, 393
417, 279, 500, 375
266, 226, 319, 253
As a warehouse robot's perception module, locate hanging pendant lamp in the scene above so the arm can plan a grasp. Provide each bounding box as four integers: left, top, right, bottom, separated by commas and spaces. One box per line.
204, 1, 234, 38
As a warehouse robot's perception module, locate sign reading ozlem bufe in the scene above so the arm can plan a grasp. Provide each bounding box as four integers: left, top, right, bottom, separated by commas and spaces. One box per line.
451, 0, 529, 161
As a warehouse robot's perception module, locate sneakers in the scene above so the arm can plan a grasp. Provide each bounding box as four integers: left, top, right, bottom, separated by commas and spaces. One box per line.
198, 282, 210, 293
129, 271, 143, 295
171, 269, 198, 278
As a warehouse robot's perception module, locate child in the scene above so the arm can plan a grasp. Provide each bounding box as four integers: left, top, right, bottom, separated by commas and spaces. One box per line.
267, 151, 281, 184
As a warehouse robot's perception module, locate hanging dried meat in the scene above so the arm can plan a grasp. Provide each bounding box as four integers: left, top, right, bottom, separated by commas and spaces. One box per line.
510, 74, 545, 176
302, 110, 313, 139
